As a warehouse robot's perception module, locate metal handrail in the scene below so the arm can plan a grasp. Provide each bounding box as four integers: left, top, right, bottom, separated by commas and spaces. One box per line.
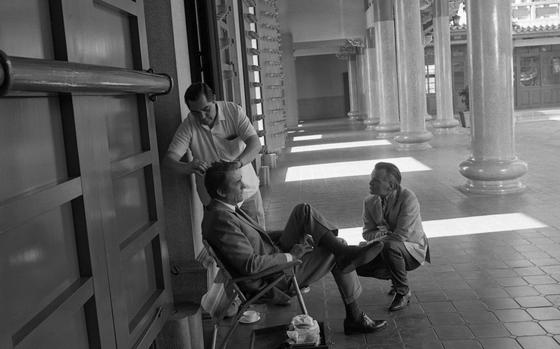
0, 50, 172, 99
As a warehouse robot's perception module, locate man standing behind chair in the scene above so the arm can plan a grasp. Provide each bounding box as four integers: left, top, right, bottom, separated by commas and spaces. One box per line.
202, 161, 388, 334
356, 162, 430, 311
164, 82, 265, 226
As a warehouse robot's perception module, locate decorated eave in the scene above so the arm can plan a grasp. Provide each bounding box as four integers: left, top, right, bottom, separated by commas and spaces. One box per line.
449, 23, 560, 40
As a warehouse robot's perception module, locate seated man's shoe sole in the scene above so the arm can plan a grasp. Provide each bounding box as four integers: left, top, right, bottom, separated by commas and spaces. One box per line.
344, 312, 387, 335
389, 291, 411, 312
340, 241, 384, 274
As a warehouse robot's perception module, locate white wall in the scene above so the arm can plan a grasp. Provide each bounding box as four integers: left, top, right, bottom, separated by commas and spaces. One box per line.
284, 0, 365, 43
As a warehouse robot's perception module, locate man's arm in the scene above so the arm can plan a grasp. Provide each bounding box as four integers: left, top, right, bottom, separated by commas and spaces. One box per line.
234, 134, 261, 168
388, 192, 421, 242
362, 197, 386, 241
209, 217, 290, 275
163, 151, 209, 176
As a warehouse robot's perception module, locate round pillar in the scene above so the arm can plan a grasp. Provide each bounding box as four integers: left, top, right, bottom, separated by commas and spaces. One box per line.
459, 0, 527, 194
393, 0, 432, 150
356, 47, 367, 120
364, 27, 379, 130
347, 54, 360, 119
372, 0, 400, 138
432, 0, 459, 133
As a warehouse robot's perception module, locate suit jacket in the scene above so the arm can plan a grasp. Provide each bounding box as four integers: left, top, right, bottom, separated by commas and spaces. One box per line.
362, 187, 430, 264
202, 200, 291, 301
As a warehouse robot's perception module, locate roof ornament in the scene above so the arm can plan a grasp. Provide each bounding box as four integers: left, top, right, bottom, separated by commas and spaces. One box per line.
336, 38, 364, 59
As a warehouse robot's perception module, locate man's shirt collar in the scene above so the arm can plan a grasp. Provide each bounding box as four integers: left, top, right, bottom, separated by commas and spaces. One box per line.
216, 199, 237, 211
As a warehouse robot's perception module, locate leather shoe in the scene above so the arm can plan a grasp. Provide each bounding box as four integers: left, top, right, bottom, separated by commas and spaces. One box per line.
338, 241, 384, 274
344, 312, 387, 335
389, 291, 411, 311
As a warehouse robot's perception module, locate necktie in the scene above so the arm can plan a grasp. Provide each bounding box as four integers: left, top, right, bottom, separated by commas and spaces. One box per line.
235, 206, 257, 225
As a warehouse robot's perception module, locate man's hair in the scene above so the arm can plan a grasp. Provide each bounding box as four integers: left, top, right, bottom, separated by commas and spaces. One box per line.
184, 82, 216, 108
374, 162, 402, 188
204, 161, 239, 199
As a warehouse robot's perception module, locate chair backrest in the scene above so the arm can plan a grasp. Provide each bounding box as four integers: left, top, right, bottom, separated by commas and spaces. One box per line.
202, 240, 235, 282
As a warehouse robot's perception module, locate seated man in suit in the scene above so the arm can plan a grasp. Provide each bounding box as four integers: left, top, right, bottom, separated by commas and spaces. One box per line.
356, 162, 430, 312
202, 161, 387, 334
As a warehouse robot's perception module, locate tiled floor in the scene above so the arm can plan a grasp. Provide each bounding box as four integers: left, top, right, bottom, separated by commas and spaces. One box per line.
208, 117, 560, 349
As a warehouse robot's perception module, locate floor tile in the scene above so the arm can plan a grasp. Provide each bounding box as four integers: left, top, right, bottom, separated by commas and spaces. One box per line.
540, 320, 560, 334
517, 335, 560, 349
468, 324, 511, 338
504, 321, 546, 336
434, 326, 474, 340
428, 312, 465, 326
441, 339, 483, 349
527, 307, 560, 320
515, 296, 553, 307
479, 338, 522, 349
459, 311, 499, 324
494, 309, 532, 322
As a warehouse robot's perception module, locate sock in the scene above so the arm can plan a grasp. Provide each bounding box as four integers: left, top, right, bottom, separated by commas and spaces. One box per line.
345, 301, 361, 321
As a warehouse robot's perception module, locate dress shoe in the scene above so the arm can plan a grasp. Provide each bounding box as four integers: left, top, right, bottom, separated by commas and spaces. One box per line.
343, 312, 387, 335
338, 241, 383, 274
389, 291, 411, 311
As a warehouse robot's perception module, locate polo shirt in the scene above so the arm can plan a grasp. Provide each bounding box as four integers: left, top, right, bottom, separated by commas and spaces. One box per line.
168, 101, 260, 204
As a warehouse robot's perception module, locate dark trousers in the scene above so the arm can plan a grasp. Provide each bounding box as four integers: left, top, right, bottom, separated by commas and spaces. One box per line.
275, 203, 362, 304
356, 239, 420, 295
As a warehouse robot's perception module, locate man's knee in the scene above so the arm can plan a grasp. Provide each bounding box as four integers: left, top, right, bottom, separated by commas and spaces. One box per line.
382, 240, 406, 258
292, 203, 310, 217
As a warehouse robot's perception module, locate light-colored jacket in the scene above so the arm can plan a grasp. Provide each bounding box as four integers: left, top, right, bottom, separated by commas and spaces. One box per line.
362, 187, 430, 264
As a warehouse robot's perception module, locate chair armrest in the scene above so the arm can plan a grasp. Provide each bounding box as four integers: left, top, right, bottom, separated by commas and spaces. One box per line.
231, 260, 302, 283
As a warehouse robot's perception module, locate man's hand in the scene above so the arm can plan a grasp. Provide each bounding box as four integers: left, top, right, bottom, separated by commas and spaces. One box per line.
290, 243, 313, 259
188, 159, 209, 176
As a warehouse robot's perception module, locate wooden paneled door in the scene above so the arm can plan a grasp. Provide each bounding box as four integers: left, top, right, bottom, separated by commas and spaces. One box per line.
0, 0, 172, 348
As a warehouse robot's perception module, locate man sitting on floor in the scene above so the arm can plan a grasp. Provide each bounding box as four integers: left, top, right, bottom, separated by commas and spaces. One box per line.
202, 161, 388, 334
356, 162, 430, 311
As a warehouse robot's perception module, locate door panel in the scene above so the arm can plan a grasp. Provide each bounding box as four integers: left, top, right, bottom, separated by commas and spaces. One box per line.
105, 96, 143, 162
2, 204, 79, 328
0, 1, 54, 59
0, 97, 68, 200
113, 169, 151, 243
17, 308, 90, 349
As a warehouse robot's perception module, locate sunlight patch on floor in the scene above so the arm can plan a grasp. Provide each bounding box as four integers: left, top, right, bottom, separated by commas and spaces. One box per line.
337, 213, 547, 245
284, 157, 431, 182
290, 140, 390, 153
293, 134, 323, 141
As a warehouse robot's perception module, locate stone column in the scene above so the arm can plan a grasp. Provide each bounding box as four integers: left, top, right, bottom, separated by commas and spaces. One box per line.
394, 0, 432, 150
359, 47, 369, 120
347, 53, 361, 119
373, 0, 399, 137
364, 27, 379, 130
355, 47, 366, 120
432, 0, 459, 133
459, 0, 527, 194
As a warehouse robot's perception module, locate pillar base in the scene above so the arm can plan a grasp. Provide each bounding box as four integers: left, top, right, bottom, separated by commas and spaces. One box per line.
432, 119, 459, 134
364, 118, 380, 131
461, 179, 526, 195
374, 123, 400, 138
394, 130, 433, 150
347, 111, 361, 119
459, 157, 528, 194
